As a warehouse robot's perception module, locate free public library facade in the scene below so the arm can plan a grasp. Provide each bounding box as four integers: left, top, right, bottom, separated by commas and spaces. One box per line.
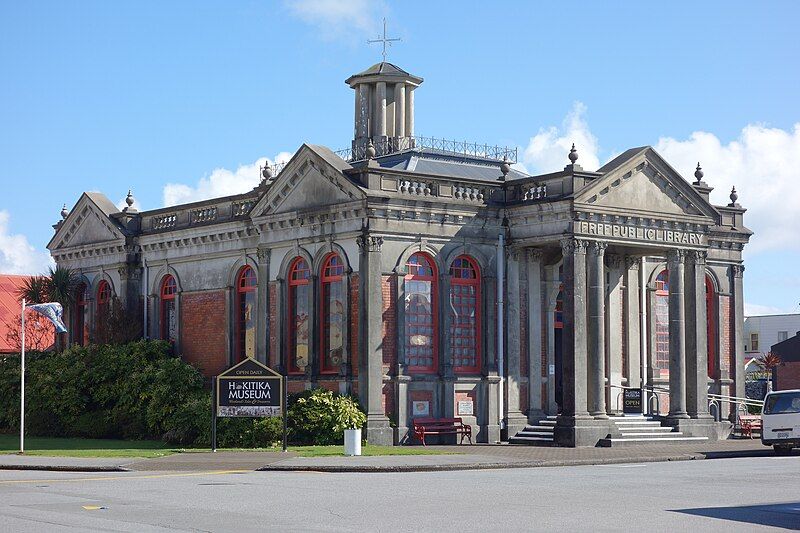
48, 62, 751, 446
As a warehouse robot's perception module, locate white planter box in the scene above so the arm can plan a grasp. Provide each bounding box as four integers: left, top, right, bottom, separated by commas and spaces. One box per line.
344, 429, 362, 456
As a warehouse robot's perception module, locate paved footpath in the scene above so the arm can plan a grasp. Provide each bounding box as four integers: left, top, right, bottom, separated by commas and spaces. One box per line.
0, 439, 776, 473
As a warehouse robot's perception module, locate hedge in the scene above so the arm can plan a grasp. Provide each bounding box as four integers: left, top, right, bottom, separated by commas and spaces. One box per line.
0, 341, 364, 447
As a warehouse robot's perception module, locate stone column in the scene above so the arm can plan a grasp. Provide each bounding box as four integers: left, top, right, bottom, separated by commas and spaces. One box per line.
357, 234, 392, 445
587, 242, 608, 419
256, 247, 270, 366
394, 83, 406, 139
405, 88, 414, 138
484, 274, 500, 443
505, 248, 528, 436
375, 82, 387, 138
558, 238, 590, 421
605, 254, 625, 412
667, 250, 689, 419
624, 257, 642, 389
527, 248, 545, 421
686, 251, 712, 418
732, 265, 746, 403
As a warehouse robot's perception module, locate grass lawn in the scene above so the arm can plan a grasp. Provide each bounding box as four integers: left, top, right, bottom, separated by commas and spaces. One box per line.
0, 435, 452, 458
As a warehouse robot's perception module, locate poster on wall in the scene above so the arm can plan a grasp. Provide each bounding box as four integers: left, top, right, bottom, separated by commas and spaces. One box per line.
457, 400, 474, 416
412, 400, 430, 417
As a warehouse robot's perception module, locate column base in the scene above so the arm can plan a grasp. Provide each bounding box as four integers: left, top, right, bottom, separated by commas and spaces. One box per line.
554, 417, 614, 447
484, 424, 501, 444
667, 412, 691, 420
661, 418, 731, 440
527, 408, 546, 424
505, 412, 529, 441
365, 415, 393, 446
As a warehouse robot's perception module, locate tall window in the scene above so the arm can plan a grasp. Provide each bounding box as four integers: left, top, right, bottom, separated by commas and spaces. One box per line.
450, 255, 481, 373
73, 283, 87, 346
750, 333, 759, 353
160, 275, 177, 343
554, 265, 564, 329
405, 252, 438, 372
705, 276, 716, 378
96, 279, 111, 324
654, 270, 669, 377
288, 258, 311, 373
235, 266, 257, 362
320, 254, 345, 373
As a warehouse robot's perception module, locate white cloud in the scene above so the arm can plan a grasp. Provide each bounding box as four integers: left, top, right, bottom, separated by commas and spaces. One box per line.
0, 211, 54, 275
656, 124, 800, 253
162, 153, 293, 207
285, 0, 387, 41
744, 302, 799, 317
521, 101, 601, 174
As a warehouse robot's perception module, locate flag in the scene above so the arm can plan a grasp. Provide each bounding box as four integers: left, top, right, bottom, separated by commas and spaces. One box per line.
27, 302, 68, 334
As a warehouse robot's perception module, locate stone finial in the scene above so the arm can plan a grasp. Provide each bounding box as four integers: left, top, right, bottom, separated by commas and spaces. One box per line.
365, 139, 377, 159
60, 204, 69, 219
261, 163, 273, 180
500, 156, 510, 178
728, 186, 739, 206
125, 190, 135, 208
694, 162, 704, 184
568, 143, 578, 164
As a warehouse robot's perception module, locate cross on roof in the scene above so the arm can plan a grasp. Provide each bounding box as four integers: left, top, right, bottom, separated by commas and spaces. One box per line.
368, 18, 401, 62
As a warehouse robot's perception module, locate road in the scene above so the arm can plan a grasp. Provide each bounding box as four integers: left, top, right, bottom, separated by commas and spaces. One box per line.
0, 456, 798, 532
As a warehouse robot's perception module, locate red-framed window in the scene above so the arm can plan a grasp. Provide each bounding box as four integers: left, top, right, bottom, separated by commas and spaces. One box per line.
96, 279, 111, 317
320, 254, 346, 374
654, 270, 669, 377
73, 283, 88, 346
706, 276, 717, 378
235, 266, 257, 362
450, 255, 481, 373
287, 258, 311, 374
160, 275, 177, 343
405, 252, 438, 373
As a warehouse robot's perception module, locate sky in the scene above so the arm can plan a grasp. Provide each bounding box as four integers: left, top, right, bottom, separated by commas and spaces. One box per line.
1, 1, 799, 316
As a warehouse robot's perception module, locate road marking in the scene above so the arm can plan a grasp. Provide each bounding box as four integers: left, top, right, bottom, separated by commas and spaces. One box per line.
0, 470, 251, 485
597, 464, 648, 468
82, 505, 105, 510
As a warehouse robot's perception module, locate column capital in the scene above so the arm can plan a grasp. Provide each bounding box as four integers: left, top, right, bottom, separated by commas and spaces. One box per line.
508, 247, 523, 262
560, 237, 588, 256
588, 241, 608, 256
732, 264, 745, 278
357, 235, 383, 253
667, 249, 687, 265
256, 246, 270, 264
687, 250, 707, 265
606, 253, 624, 269
624, 255, 640, 271
527, 247, 544, 262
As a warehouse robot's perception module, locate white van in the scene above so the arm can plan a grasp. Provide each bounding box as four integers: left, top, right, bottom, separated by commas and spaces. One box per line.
761, 389, 800, 455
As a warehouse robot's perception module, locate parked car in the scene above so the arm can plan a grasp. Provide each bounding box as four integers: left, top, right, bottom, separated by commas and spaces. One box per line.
761, 389, 800, 455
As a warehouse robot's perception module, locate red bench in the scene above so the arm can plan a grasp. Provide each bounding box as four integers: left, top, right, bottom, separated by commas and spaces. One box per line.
412, 417, 473, 446
737, 415, 762, 438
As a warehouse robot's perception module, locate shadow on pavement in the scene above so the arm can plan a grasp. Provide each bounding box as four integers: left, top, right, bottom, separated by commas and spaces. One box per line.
671, 502, 800, 530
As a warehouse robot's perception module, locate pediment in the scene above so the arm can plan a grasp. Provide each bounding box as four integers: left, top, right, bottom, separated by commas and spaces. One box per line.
574, 147, 719, 221
48, 194, 127, 251
251, 144, 364, 218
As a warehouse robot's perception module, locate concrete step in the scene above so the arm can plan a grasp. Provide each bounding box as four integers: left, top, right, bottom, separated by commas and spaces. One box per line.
508, 435, 554, 446
598, 436, 708, 447
617, 427, 675, 434
516, 430, 554, 438
538, 420, 557, 426
524, 425, 556, 432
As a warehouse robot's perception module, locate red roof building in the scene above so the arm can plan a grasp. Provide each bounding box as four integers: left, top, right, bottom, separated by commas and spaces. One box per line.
0, 275, 56, 354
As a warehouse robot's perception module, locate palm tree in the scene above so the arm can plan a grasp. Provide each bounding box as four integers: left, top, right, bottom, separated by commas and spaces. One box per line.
15, 275, 49, 304
46, 266, 79, 310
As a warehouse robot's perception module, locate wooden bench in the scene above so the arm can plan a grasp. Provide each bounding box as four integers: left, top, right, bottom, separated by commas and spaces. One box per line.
737, 415, 762, 438
412, 417, 473, 446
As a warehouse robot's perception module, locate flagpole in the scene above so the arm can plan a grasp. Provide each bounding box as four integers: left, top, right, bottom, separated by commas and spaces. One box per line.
20, 298, 25, 455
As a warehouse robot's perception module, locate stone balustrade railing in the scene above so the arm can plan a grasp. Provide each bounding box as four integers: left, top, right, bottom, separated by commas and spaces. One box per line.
190, 206, 218, 224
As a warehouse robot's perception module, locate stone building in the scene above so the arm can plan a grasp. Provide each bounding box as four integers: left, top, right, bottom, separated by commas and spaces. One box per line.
48, 62, 752, 446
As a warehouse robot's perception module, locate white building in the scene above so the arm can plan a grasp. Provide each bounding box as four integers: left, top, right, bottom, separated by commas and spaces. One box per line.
743, 314, 800, 356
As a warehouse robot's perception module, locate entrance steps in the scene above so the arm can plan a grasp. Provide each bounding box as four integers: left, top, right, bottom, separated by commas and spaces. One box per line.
508, 416, 556, 446
598, 416, 709, 447
508, 415, 710, 447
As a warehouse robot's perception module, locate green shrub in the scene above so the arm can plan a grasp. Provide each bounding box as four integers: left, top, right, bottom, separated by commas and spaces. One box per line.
287, 388, 365, 445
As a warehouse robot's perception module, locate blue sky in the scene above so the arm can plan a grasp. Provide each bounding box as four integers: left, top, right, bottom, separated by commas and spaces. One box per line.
1, 1, 799, 314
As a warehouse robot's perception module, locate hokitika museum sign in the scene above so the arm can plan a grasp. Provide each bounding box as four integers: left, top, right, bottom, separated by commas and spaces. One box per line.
216, 358, 283, 417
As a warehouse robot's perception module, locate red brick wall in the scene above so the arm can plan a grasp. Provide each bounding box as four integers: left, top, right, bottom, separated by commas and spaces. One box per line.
720, 295, 731, 379
180, 290, 228, 377
350, 273, 359, 377
776, 362, 800, 390
383, 383, 395, 419
382, 275, 397, 371
268, 282, 279, 369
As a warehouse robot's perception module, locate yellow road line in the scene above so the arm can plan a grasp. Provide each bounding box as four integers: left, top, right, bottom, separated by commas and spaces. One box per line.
0, 469, 250, 485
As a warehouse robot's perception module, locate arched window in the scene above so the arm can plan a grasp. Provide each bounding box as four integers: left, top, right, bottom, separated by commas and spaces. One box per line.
160, 275, 177, 343
95, 280, 112, 339
73, 283, 88, 346
706, 275, 717, 378
654, 270, 669, 377
405, 252, 438, 372
450, 255, 481, 373
320, 254, 345, 374
235, 266, 257, 362
287, 258, 311, 373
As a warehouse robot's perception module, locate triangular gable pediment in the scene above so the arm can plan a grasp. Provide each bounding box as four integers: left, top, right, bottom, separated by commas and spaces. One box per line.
47, 193, 127, 251
574, 147, 720, 222
250, 144, 364, 218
